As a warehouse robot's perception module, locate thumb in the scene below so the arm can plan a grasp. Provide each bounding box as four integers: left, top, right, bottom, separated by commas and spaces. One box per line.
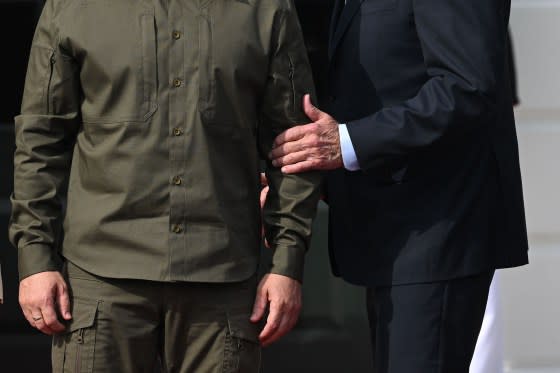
260, 173, 268, 187
303, 94, 321, 122
57, 284, 72, 320
260, 186, 269, 209
250, 282, 269, 323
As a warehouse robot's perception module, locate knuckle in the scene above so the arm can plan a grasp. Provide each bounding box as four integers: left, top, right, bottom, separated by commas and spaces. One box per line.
43, 297, 55, 306
306, 135, 318, 147
276, 300, 288, 309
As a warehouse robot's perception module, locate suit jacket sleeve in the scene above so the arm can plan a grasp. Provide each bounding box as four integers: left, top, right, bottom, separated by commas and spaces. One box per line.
507, 29, 520, 106
257, 0, 323, 282
346, 0, 509, 172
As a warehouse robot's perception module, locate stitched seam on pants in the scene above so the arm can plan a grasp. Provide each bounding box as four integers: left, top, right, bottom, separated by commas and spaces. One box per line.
223, 313, 234, 373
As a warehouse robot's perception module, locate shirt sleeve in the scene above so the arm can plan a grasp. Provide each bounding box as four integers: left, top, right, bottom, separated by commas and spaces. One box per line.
9, 0, 81, 280
257, 0, 323, 282
339, 123, 361, 171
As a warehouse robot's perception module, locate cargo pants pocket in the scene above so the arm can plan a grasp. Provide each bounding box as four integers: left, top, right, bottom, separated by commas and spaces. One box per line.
52, 299, 100, 373
223, 313, 261, 373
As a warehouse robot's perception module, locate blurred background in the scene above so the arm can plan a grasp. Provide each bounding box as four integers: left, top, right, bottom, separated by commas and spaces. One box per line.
0, 0, 558, 372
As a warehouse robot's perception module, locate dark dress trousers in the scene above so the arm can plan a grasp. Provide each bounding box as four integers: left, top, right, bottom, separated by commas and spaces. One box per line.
323, 0, 529, 371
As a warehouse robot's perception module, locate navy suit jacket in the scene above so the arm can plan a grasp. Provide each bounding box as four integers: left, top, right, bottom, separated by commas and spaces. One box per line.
323, 0, 529, 286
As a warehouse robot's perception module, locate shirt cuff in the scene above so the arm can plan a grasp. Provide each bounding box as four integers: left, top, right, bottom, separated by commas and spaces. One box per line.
269, 244, 306, 283
338, 123, 361, 171
18, 243, 62, 281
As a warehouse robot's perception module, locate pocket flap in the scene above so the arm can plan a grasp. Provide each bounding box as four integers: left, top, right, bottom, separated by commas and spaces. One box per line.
228, 314, 260, 344
65, 299, 99, 333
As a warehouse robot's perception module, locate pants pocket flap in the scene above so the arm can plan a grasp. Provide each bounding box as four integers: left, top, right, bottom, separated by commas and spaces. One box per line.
65, 300, 99, 333
227, 314, 260, 344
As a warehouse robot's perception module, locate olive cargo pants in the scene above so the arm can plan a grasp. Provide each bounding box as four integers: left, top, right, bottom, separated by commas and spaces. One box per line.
52, 262, 261, 373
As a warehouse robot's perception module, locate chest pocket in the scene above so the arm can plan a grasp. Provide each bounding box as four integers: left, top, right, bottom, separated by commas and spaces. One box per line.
197, 1, 267, 130
73, 1, 158, 124
361, 0, 397, 14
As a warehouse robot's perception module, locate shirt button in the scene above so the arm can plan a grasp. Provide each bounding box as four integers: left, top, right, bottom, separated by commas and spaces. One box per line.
172, 30, 181, 40
172, 127, 183, 136
173, 78, 182, 87
172, 176, 182, 185
171, 224, 183, 234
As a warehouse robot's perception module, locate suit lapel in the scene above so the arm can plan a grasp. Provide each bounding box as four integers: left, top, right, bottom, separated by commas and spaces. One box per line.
329, 0, 345, 49
329, 0, 364, 60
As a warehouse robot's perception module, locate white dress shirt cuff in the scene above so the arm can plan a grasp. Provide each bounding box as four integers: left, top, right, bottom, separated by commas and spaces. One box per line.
338, 123, 361, 171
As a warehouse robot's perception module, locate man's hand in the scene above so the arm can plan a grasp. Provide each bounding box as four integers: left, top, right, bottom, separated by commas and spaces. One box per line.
19, 271, 72, 335
250, 273, 302, 347
269, 94, 343, 174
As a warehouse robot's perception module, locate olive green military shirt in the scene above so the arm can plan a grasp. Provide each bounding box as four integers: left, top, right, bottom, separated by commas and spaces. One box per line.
9, 0, 322, 283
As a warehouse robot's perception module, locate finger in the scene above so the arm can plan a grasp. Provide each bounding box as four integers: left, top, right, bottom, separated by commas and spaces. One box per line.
303, 94, 322, 122
280, 160, 319, 174
30, 309, 55, 335
259, 302, 283, 344
262, 294, 301, 347
250, 283, 268, 323
260, 173, 268, 187
270, 140, 306, 160
272, 126, 307, 148
261, 312, 295, 347
57, 283, 72, 320
260, 186, 269, 209
22, 307, 37, 327
272, 150, 309, 168
41, 301, 66, 334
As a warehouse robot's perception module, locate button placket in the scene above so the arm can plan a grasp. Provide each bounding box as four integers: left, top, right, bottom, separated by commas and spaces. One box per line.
166, 4, 190, 280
